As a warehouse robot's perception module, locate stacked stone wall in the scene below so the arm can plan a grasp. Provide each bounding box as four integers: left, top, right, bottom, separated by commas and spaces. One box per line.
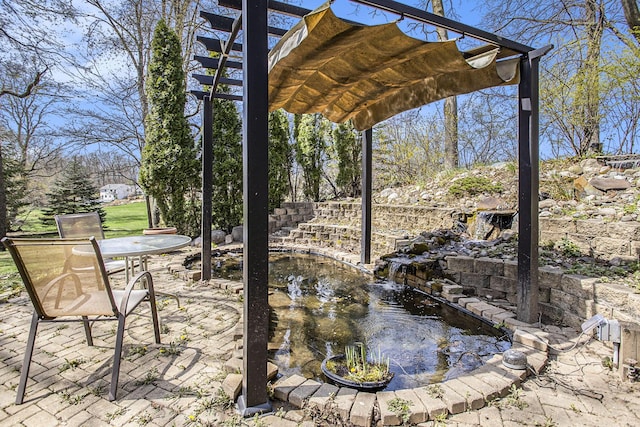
540, 217, 640, 260
269, 202, 315, 234
391, 255, 640, 328
275, 201, 456, 258
274, 202, 640, 261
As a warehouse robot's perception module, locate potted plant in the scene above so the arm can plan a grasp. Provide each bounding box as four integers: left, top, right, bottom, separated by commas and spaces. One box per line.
321, 343, 394, 391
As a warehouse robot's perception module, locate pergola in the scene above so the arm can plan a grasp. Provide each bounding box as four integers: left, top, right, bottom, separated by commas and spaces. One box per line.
191, 0, 551, 415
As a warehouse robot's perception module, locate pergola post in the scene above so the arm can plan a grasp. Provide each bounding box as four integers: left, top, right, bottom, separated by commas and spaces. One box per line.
238, 0, 271, 416
201, 96, 213, 281
361, 128, 372, 265
517, 53, 541, 324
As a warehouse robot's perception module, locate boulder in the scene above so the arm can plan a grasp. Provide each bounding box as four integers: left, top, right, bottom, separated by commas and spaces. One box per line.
477, 196, 509, 210
212, 229, 227, 244
574, 175, 603, 197
589, 177, 631, 191
231, 225, 243, 242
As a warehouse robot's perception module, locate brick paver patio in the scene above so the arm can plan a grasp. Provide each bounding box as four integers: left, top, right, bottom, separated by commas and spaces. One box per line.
1, 244, 638, 426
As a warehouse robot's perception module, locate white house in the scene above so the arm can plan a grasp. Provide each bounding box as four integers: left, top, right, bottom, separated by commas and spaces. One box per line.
100, 184, 136, 202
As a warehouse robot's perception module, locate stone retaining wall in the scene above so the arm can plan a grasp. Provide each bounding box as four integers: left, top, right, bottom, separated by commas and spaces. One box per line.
540, 217, 640, 260
388, 255, 640, 328
272, 201, 456, 258
272, 202, 640, 261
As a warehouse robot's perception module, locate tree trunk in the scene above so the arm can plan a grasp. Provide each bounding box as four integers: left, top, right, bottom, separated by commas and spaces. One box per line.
432, 0, 459, 168
581, 0, 605, 155
621, 0, 640, 44
0, 145, 7, 242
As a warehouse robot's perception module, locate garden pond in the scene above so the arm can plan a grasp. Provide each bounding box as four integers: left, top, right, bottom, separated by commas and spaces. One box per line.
209, 251, 510, 391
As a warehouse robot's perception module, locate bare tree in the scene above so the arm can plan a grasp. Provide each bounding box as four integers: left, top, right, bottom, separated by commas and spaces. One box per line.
621, 0, 640, 43
0, 0, 77, 237
481, 0, 633, 157
431, 0, 459, 169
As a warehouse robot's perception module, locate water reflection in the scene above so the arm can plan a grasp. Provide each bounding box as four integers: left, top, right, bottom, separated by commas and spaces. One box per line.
217, 252, 510, 390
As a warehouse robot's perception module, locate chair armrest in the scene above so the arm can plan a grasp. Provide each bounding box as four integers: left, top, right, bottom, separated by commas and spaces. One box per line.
118, 270, 154, 314
39, 273, 82, 309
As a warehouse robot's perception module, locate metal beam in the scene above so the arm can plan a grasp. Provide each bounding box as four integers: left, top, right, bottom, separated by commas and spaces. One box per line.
201, 11, 235, 32
193, 74, 243, 87
200, 9, 287, 37
209, 16, 243, 99
238, 0, 271, 417
352, 0, 534, 53
190, 90, 243, 101
201, 96, 213, 281
517, 55, 540, 324
197, 35, 243, 53
194, 55, 243, 70
361, 128, 372, 265
219, 0, 311, 17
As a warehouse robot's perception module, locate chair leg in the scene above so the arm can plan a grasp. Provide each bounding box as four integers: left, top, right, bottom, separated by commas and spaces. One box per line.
109, 314, 126, 401
16, 312, 39, 404
148, 292, 161, 345
82, 316, 93, 346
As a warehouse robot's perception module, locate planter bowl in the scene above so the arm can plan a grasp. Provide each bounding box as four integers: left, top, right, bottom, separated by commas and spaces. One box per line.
321, 355, 394, 391
143, 227, 178, 235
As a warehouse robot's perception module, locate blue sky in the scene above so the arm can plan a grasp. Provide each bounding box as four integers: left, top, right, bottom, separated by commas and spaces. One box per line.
298, 1, 484, 33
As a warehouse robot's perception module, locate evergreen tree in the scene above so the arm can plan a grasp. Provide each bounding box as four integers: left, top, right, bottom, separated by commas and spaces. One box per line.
268, 109, 292, 211
332, 120, 361, 198
210, 96, 243, 233
139, 19, 200, 236
2, 153, 28, 231
40, 159, 105, 226
295, 113, 329, 201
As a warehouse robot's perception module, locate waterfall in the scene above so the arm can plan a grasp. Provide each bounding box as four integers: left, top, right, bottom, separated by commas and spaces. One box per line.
474, 212, 496, 240
388, 261, 406, 284
388, 262, 401, 282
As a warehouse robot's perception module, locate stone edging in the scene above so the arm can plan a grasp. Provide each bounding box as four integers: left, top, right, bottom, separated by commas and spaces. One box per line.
173, 242, 550, 426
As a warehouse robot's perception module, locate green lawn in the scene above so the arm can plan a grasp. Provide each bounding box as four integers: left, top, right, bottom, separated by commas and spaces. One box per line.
1, 201, 149, 293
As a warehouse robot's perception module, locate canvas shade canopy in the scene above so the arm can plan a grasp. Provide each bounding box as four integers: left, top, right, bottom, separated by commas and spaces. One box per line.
268, 2, 521, 131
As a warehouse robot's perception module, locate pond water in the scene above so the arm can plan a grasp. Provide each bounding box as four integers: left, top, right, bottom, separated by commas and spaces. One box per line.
212, 252, 510, 391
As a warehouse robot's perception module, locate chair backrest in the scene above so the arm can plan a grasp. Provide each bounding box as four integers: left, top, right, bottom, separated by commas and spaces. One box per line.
55, 212, 106, 239
1, 237, 117, 319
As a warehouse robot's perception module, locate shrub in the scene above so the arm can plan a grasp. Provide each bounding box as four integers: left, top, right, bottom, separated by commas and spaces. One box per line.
448, 176, 503, 197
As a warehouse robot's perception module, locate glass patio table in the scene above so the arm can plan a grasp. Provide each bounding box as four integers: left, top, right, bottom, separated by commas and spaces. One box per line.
73, 234, 192, 304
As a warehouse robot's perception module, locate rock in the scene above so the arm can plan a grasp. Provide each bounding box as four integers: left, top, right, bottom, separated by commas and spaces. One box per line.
212, 230, 227, 244
599, 166, 612, 174
559, 171, 578, 178
596, 207, 617, 216
589, 177, 631, 191
477, 196, 509, 210
539, 199, 556, 209
580, 158, 601, 173
539, 211, 552, 217
568, 165, 583, 174
231, 226, 243, 242
574, 175, 603, 197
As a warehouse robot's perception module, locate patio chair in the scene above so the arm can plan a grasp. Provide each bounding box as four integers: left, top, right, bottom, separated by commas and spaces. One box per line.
1, 236, 161, 403
55, 212, 127, 274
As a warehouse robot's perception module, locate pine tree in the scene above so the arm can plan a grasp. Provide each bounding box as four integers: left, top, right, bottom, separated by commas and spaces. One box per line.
1, 142, 28, 232
211, 96, 243, 233
40, 159, 105, 226
268, 109, 292, 211
139, 19, 200, 236
295, 113, 329, 201
332, 120, 361, 198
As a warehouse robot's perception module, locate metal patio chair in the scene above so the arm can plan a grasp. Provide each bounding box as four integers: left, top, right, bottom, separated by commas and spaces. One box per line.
2, 236, 161, 403
55, 212, 127, 274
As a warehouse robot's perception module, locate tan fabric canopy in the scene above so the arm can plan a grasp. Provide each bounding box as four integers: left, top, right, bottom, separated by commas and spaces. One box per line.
268, 2, 520, 131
